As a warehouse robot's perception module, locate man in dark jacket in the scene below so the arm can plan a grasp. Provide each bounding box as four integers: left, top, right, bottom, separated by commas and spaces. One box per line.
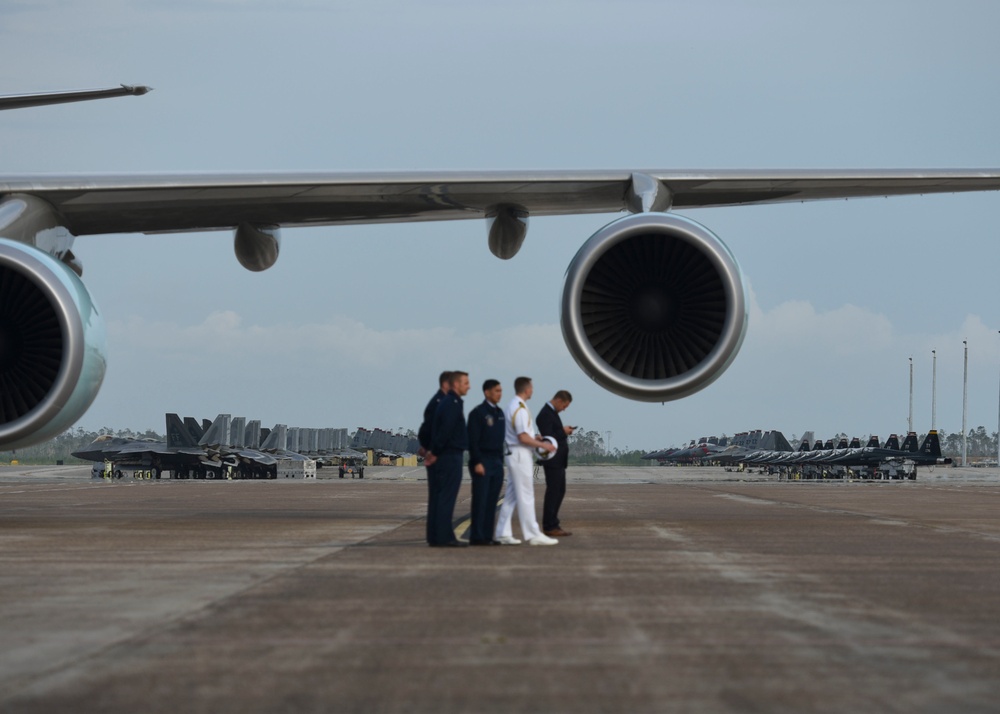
418, 371, 451, 545
426, 371, 470, 547
536, 390, 575, 537
466, 379, 505, 545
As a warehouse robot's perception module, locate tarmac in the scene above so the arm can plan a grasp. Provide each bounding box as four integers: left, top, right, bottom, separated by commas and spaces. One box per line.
2, 463, 1000, 713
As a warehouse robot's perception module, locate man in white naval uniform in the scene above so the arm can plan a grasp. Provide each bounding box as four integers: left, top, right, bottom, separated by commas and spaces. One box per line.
494, 376, 559, 546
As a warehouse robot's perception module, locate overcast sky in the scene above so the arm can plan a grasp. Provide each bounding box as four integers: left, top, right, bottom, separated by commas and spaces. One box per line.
2, 0, 999, 451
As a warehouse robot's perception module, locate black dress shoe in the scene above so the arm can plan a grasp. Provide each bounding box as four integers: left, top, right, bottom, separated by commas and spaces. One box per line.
435, 540, 467, 547
469, 540, 491, 546
489, 540, 502, 545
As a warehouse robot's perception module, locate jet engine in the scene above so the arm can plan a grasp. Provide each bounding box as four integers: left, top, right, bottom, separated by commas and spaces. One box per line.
561, 213, 748, 402
0, 239, 107, 450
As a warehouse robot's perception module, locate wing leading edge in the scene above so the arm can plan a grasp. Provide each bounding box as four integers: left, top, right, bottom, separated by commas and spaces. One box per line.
0, 169, 998, 236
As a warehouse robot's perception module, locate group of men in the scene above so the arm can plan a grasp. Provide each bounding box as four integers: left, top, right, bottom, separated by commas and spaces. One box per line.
417, 371, 575, 548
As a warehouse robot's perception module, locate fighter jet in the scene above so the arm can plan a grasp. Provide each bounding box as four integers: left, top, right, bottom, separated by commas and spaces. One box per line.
72, 413, 278, 479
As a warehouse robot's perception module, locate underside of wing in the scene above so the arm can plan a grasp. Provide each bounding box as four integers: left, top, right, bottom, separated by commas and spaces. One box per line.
0, 168, 998, 236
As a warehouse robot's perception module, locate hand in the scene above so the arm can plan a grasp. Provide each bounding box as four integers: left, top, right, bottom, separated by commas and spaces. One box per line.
473, 463, 485, 476
564, 425, 575, 435
417, 446, 427, 458
424, 453, 438, 467
542, 441, 556, 453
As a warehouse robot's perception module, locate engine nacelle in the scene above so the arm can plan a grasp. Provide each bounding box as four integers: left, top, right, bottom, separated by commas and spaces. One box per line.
234, 223, 281, 272
0, 239, 107, 450
561, 213, 747, 402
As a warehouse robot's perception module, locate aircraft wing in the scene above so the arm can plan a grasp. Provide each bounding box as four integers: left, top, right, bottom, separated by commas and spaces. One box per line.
6, 165, 1000, 451
2, 169, 1000, 235
0, 85, 151, 111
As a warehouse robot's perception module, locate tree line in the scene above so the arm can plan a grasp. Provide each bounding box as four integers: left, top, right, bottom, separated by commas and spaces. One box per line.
2, 427, 165, 465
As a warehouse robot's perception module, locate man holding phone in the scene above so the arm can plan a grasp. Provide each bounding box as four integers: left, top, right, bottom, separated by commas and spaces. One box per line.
536, 390, 575, 537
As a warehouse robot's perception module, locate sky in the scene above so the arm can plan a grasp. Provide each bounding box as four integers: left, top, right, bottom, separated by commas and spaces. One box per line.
2, 0, 1000, 451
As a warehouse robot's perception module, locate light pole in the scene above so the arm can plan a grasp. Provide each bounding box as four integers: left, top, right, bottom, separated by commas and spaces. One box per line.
962, 340, 969, 467
931, 350, 937, 431
908, 357, 914, 434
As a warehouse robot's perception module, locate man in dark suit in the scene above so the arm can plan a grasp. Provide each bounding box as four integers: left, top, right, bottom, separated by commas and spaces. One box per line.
466, 379, 505, 545
418, 371, 451, 545
536, 390, 575, 537
426, 371, 470, 547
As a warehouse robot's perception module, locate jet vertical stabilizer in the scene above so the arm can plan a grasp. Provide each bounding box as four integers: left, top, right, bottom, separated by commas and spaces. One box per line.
199, 414, 231, 447
166, 413, 200, 449
245, 420, 261, 449
183, 417, 205, 441
260, 424, 287, 451
917, 430, 944, 461
230, 417, 246, 448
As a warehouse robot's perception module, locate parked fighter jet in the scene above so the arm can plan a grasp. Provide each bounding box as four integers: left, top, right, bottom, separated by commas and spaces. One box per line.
643, 437, 729, 464
72, 413, 278, 479
740, 431, 948, 473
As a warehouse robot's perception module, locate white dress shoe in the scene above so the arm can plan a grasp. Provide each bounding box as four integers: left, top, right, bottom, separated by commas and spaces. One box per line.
528, 534, 558, 546
496, 536, 521, 545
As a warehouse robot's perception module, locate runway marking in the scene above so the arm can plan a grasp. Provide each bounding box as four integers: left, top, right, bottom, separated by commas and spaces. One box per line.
697, 483, 1000, 544
715, 493, 782, 506
451, 498, 505, 542
650, 525, 690, 543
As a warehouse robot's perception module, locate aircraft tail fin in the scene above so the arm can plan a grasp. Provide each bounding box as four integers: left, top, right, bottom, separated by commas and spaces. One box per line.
260, 425, 287, 451
183, 417, 205, 442
901, 432, 919, 453
166, 413, 200, 449
759, 430, 792, 452
199, 414, 232, 447
885, 434, 901, 450
865, 435, 879, 448
245, 420, 261, 449
918, 430, 943, 459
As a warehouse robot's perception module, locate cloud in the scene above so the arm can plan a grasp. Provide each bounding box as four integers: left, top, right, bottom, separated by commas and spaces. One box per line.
108, 311, 566, 372
747, 289, 894, 355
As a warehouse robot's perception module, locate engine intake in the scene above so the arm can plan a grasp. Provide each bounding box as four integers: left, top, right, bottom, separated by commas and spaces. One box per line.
0, 239, 106, 450
561, 213, 747, 402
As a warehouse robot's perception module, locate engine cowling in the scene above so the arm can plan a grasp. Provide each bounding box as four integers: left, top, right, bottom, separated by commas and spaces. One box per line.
0, 239, 107, 450
561, 213, 747, 402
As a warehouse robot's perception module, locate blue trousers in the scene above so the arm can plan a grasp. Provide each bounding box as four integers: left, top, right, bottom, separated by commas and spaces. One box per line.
427, 451, 463, 545
468, 456, 503, 543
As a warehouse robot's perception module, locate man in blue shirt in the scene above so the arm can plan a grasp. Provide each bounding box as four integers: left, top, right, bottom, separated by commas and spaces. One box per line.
466, 379, 505, 545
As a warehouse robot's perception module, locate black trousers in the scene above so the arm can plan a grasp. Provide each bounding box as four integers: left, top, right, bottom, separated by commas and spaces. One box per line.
427, 451, 463, 545
468, 456, 504, 543
542, 465, 566, 532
